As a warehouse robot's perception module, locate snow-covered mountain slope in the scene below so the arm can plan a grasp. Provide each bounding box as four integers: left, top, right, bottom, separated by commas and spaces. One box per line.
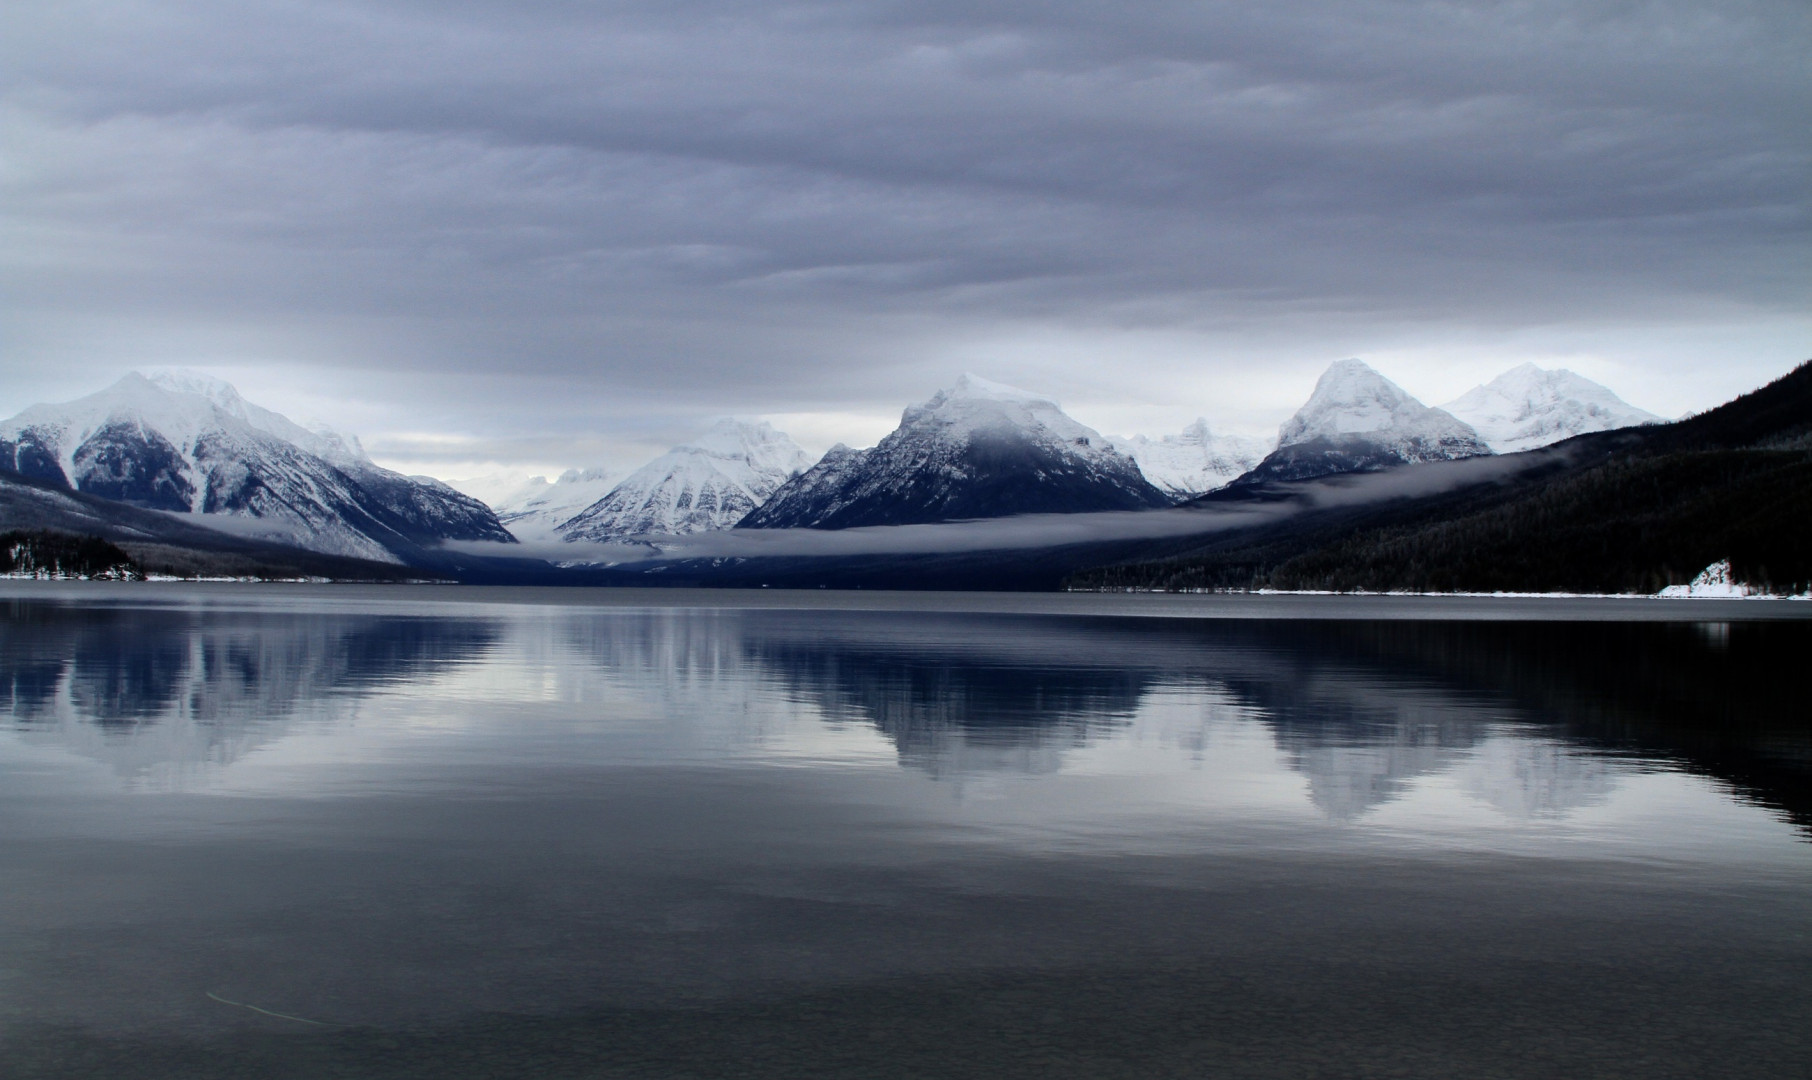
490, 468, 620, 541
1441, 364, 1661, 453
0, 371, 514, 563
739, 374, 1171, 529
737, 442, 871, 524
558, 420, 812, 541
1107, 420, 1271, 500
1226, 359, 1492, 488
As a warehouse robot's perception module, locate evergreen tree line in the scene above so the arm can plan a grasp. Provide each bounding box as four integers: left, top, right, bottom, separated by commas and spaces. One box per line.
1, 530, 142, 580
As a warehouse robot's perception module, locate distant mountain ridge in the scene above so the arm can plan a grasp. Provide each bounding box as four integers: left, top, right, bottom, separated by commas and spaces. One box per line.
559, 419, 812, 541
1107, 420, 1270, 499
739, 374, 1170, 529
0, 371, 513, 563
491, 468, 621, 542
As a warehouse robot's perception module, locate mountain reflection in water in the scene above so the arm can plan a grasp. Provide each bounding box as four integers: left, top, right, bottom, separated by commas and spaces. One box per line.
1, 598, 1807, 829
1, 599, 499, 781
2, 589, 1809, 1080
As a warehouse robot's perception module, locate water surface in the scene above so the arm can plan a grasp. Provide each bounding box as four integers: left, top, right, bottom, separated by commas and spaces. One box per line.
3, 583, 1809, 1078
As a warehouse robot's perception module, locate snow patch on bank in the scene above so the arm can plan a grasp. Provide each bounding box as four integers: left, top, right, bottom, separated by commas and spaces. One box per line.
1654, 560, 1805, 599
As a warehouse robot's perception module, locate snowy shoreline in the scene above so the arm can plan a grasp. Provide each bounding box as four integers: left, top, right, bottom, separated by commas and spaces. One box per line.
1077, 587, 1809, 601
1076, 561, 1809, 601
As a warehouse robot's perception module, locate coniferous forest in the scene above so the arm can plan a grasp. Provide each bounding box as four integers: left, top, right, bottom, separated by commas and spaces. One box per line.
1, 530, 141, 580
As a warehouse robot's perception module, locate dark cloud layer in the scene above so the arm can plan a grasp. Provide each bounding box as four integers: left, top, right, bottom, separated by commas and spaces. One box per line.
3, 1, 1807, 471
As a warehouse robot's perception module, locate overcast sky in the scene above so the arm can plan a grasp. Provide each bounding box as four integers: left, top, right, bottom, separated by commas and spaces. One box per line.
4, 0, 1808, 486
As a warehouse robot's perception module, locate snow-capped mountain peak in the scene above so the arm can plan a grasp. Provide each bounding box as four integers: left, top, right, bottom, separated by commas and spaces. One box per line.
6, 370, 373, 487
134, 369, 372, 465
0, 371, 511, 562
557, 419, 812, 541
5, 373, 218, 481
1225, 359, 1491, 488
1441, 364, 1661, 453
900, 374, 1104, 445
739, 376, 1169, 529
1278, 358, 1461, 444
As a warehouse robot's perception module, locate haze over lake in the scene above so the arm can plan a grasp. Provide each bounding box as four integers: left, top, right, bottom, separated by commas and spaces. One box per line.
3, 584, 1809, 1079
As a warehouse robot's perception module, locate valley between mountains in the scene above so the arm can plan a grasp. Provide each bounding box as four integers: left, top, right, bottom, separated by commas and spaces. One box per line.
3, 358, 1804, 594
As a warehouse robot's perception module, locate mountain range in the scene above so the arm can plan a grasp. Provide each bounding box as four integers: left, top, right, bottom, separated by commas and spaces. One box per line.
1, 358, 1744, 591
474, 361, 1654, 539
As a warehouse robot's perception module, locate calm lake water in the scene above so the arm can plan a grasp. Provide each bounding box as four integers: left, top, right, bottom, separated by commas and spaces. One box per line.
3, 583, 1809, 1079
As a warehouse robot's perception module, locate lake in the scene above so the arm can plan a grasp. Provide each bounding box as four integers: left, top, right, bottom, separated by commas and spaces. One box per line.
3, 583, 1809, 1078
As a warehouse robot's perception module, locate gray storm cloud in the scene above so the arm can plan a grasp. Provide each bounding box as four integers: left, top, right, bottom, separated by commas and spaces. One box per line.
2, 1, 1807, 460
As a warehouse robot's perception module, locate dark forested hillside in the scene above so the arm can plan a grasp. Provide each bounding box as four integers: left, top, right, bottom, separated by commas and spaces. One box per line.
1069, 361, 1812, 595
1, 530, 141, 579
0, 469, 429, 581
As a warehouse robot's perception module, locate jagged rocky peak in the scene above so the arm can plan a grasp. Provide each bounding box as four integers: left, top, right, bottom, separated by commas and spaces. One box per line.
1108, 418, 1272, 500
4, 369, 372, 479
1225, 359, 1491, 488
0, 370, 512, 563
1441, 363, 1662, 454
557, 418, 813, 542
738, 374, 1171, 530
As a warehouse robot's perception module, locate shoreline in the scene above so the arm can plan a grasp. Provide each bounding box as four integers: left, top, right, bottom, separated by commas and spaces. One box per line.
5, 578, 1811, 622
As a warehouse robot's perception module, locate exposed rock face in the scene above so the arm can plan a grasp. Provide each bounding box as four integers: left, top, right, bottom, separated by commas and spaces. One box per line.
739, 374, 1171, 530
